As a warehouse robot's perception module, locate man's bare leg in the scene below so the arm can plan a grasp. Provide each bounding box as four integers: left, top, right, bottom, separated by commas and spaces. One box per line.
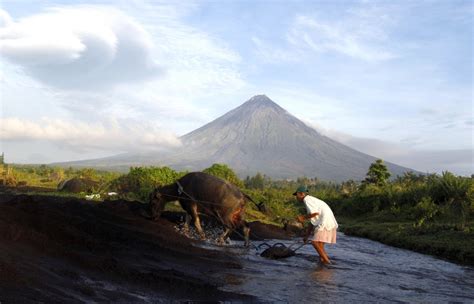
312, 241, 331, 264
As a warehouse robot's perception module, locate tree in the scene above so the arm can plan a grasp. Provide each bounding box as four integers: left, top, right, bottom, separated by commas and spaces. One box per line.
364, 159, 391, 187
202, 163, 243, 187
111, 166, 183, 201
245, 172, 265, 190
340, 179, 358, 198
50, 167, 65, 181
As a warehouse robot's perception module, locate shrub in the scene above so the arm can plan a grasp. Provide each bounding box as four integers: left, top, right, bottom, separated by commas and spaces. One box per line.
111, 166, 184, 201
363, 159, 391, 187
202, 163, 243, 188
413, 196, 438, 228
429, 171, 471, 204
244, 172, 266, 190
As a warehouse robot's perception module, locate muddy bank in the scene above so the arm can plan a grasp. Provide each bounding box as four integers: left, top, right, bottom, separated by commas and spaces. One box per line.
0, 193, 294, 302
161, 210, 296, 241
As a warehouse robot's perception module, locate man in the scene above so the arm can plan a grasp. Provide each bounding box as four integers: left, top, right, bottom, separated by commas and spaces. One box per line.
294, 185, 338, 264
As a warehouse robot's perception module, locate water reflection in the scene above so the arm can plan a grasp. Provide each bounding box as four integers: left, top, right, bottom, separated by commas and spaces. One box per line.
310, 266, 335, 285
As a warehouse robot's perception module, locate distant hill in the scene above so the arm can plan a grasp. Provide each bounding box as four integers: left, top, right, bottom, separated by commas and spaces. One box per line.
57, 95, 415, 181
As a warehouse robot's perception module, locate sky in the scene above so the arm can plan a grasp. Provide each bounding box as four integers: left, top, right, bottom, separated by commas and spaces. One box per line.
0, 0, 472, 176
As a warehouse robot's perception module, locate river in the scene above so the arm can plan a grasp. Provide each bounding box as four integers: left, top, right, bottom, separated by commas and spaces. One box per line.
203, 232, 474, 303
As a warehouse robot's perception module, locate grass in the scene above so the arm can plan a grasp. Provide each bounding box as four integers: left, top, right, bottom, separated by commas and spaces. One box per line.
338, 215, 474, 265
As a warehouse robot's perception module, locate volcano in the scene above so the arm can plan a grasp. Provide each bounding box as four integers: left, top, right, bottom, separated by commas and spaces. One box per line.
63, 95, 413, 181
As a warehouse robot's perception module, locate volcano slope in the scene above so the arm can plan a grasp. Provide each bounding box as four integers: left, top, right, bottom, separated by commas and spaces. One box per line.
0, 193, 258, 303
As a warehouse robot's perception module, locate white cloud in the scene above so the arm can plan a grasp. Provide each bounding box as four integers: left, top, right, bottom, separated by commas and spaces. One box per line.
0, 117, 182, 152
1, 3, 247, 138
311, 124, 473, 176
0, 8, 13, 27
287, 14, 396, 62
0, 6, 161, 89
251, 36, 302, 63
253, 4, 397, 63
144, 9, 244, 95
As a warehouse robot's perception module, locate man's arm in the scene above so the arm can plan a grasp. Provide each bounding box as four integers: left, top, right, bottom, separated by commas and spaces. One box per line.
296, 212, 319, 223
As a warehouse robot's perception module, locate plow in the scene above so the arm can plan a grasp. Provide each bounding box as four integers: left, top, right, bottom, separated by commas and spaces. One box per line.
258, 240, 309, 259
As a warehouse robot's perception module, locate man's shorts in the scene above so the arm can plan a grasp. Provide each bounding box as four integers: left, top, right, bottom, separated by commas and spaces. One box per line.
312, 227, 337, 243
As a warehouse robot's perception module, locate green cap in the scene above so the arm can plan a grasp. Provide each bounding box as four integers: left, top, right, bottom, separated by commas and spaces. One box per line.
293, 185, 308, 195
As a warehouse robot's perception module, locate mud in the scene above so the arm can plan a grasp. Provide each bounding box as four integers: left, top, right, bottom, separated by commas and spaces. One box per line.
0, 192, 274, 302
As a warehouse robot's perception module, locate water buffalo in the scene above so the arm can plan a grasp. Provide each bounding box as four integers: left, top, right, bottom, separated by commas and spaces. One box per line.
149, 172, 251, 246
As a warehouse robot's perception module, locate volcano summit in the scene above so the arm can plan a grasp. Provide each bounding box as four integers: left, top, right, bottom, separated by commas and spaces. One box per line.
64, 95, 413, 181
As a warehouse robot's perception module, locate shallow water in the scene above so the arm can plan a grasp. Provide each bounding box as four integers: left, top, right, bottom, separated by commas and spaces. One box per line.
203, 233, 474, 303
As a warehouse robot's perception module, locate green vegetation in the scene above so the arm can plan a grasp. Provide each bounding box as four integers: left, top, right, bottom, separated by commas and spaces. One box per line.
203, 163, 244, 188
362, 159, 391, 187
111, 166, 186, 201
2, 164, 121, 191
339, 216, 474, 265
2, 160, 473, 264
332, 168, 474, 265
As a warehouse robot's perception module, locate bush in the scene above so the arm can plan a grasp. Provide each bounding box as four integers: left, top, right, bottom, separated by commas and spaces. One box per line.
413, 196, 439, 228
203, 163, 243, 188
111, 166, 184, 201
429, 171, 471, 204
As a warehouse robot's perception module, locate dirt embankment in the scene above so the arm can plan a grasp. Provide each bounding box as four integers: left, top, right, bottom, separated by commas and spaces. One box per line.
0, 194, 239, 302
0, 192, 293, 302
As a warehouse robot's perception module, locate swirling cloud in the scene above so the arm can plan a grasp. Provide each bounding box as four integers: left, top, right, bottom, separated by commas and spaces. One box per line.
0, 6, 161, 89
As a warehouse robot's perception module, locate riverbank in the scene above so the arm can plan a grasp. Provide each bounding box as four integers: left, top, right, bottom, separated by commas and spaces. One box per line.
338, 215, 474, 266
0, 192, 296, 302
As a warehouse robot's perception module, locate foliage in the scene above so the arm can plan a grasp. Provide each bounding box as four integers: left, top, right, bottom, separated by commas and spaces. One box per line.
8, 164, 121, 190
428, 171, 472, 204
340, 180, 358, 198
244, 188, 302, 224
6, 163, 473, 239
413, 196, 439, 228
339, 217, 474, 265
363, 159, 391, 187
202, 163, 244, 187
244, 172, 267, 190
111, 166, 185, 201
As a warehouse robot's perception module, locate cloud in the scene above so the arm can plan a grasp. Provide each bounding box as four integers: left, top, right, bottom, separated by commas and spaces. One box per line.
1, 4, 246, 122
252, 36, 302, 63
0, 8, 12, 27
253, 3, 397, 63
312, 124, 473, 176
287, 14, 396, 62
0, 6, 161, 89
0, 117, 182, 153
0, 2, 248, 162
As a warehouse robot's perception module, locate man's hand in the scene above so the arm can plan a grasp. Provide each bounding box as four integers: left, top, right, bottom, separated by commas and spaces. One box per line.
296, 215, 306, 223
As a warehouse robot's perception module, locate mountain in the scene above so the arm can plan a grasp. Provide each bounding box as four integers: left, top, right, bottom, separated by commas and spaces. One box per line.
61, 95, 414, 181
